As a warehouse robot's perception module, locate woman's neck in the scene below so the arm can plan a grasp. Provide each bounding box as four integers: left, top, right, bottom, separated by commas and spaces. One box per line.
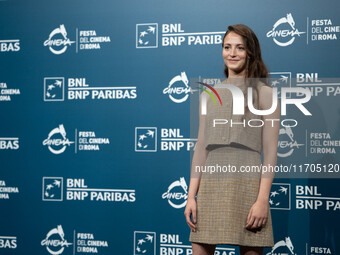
226, 68, 247, 86
228, 68, 246, 79
225, 77, 246, 86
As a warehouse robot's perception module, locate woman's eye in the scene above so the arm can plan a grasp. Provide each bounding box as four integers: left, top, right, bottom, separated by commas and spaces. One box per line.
224, 46, 244, 50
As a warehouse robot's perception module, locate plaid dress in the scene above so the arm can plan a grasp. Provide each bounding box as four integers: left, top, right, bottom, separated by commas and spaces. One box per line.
189, 79, 274, 247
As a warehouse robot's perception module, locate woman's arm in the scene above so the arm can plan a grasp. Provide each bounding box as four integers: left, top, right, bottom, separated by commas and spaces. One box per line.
258, 85, 280, 201
184, 93, 209, 232
245, 85, 280, 230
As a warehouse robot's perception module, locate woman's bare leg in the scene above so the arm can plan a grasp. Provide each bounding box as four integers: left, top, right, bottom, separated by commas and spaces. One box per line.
239, 245, 264, 255
192, 242, 216, 255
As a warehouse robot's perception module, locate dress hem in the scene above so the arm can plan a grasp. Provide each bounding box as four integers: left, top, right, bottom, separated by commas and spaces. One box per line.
189, 233, 274, 248
189, 238, 274, 248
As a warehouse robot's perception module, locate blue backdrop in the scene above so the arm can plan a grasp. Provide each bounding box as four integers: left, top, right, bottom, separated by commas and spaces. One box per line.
0, 0, 339, 254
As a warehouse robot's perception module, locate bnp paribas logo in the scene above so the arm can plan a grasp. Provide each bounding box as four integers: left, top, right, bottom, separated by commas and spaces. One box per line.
136, 23, 158, 48
269, 183, 290, 210
135, 127, 157, 152
134, 231, 156, 255
42, 177, 63, 201
44, 78, 65, 101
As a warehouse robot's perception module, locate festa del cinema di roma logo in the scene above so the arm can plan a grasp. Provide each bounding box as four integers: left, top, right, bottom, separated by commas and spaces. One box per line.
41, 225, 72, 255
199, 82, 312, 126
162, 177, 188, 209
44, 24, 75, 55
163, 72, 197, 103
42, 124, 74, 154
266, 13, 306, 46
42, 125, 109, 154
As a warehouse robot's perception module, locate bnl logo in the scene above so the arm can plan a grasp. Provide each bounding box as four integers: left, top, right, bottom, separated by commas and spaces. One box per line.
134, 231, 156, 255
269, 72, 292, 99
270, 183, 291, 210
136, 23, 158, 48
42, 177, 63, 201
44, 77, 65, 101
135, 127, 157, 152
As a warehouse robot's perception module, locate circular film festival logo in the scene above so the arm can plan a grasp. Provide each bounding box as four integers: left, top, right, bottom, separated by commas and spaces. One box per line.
266, 237, 297, 255
162, 177, 188, 208
41, 225, 72, 255
163, 72, 195, 103
44, 24, 75, 54
278, 126, 304, 157
267, 13, 305, 46
43, 124, 74, 154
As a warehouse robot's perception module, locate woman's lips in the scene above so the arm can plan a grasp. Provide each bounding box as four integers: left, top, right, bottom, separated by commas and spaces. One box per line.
228, 59, 239, 62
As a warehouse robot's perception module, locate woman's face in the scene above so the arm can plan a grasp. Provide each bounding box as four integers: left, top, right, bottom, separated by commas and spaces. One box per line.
222, 32, 247, 76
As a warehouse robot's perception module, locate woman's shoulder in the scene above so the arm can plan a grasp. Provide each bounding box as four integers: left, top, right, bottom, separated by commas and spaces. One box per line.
257, 80, 272, 93
257, 81, 274, 110
256, 79, 270, 88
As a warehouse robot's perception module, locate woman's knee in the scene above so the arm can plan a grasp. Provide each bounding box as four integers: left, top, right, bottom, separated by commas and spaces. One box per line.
239, 245, 264, 255
191, 242, 216, 255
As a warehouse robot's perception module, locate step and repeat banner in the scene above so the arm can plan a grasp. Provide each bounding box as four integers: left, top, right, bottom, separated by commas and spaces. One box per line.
1, 0, 340, 254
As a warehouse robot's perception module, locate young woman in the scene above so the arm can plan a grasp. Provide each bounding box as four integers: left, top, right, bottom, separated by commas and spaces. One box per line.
184, 24, 280, 255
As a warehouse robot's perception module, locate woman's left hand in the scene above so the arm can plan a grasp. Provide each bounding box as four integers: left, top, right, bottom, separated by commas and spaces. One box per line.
245, 199, 269, 230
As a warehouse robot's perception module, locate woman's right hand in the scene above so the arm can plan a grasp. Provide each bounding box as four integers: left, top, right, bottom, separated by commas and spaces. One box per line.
184, 198, 197, 232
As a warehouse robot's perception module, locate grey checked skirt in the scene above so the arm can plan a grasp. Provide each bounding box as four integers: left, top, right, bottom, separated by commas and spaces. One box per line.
189, 144, 274, 247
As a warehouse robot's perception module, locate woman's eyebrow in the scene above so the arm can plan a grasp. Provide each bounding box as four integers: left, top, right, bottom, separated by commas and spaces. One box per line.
223, 43, 244, 46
